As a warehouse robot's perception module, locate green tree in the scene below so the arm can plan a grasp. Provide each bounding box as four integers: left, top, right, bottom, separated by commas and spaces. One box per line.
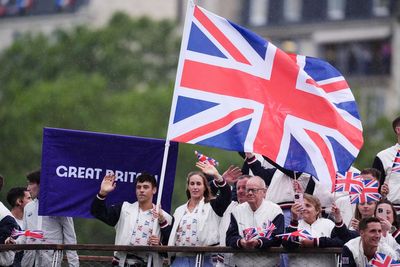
0, 12, 179, 96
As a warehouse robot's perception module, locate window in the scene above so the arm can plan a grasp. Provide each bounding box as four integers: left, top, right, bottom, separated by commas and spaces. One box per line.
373, 0, 389, 16
321, 39, 391, 76
327, 0, 345, 20
283, 0, 301, 22
249, 0, 269, 26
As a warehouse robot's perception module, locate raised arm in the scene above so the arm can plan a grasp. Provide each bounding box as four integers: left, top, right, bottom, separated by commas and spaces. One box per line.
90, 174, 122, 226
196, 161, 232, 216
372, 156, 386, 189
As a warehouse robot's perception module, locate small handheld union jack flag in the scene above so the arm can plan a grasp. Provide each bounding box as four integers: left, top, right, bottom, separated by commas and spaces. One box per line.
391, 149, 400, 174
371, 252, 400, 267
334, 171, 363, 194
243, 227, 258, 241
349, 179, 381, 204
11, 229, 44, 239
195, 151, 219, 166
276, 229, 313, 241
243, 220, 276, 241
262, 220, 277, 240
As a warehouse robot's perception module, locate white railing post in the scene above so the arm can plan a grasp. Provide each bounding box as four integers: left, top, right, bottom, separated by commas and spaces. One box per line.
51, 250, 63, 267
195, 252, 204, 267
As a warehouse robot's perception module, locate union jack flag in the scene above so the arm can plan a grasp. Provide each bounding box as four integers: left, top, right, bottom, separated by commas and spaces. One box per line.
262, 220, 277, 240
242, 221, 276, 240
350, 179, 381, 204
391, 149, 400, 174
195, 150, 219, 166
243, 227, 258, 241
11, 229, 44, 239
371, 252, 400, 267
167, 3, 363, 189
276, 229, 313, 241
334, 171, 363, 194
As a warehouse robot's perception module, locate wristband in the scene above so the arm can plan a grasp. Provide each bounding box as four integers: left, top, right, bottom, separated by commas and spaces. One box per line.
214, 174, 224, 183
97, 193, 106, 200
246, 156, 257, 164
289, 219, 298, 227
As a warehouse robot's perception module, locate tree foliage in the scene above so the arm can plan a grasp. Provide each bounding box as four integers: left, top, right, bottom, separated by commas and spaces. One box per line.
0, 12, 178, 94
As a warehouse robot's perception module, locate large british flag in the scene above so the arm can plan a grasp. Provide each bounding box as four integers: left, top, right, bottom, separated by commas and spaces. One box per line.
167, 3, 363, 188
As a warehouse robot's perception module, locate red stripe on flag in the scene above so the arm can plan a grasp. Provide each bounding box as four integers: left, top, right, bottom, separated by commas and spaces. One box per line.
319, 80, 349, 93
173, 108, 254, 142
305, 78, 349, 93
194, 6, 251, 65
305, 130, 336, 188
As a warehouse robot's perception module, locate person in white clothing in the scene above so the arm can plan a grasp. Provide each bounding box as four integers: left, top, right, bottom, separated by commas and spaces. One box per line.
341, 217, 399, 266
283, 194, 343, 267
6, 186, 32, 267
9, 169, 80, 267
91, 172, 172, 267
372, 116, 400, 212
239, 153, 314, 225
0, 174, 19, 267
226, 176, 284, 267
0, 175, 11, 217
7, 187, 32, 228
335, 168, 384, 228
168, 161, 231, 267
330, 199, 400, 254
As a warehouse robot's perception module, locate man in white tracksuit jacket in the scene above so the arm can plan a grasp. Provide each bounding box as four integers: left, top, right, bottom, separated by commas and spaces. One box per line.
19, 170, 79, 267
341, 217, 399, 266
91, 172, 172, 267
226, 176, 284, 267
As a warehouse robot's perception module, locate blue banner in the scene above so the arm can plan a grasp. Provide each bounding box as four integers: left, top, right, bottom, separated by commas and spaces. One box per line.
39, 127, 178, 218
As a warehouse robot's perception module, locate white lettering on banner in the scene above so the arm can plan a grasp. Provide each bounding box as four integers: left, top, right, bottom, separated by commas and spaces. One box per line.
56, 165, 68, 177
55, 165, 103, 180
106, 169, 141, 183
54, 165, 157, 183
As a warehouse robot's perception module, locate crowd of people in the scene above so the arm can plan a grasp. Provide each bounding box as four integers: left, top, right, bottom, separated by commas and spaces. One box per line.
1, 115, 400, 267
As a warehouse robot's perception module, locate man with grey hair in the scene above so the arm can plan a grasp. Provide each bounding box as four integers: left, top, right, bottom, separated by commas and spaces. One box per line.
226, 176, 284, 267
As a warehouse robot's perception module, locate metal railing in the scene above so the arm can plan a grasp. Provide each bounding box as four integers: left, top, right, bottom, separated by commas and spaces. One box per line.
0, 244, 343, 266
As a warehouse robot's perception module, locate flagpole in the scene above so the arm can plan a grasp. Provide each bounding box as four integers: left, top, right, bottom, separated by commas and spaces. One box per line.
153, 0, 195, 209
151, 0, 194, 230
155, 140, 171, 209
148, 1, 195, 266
147, 140, 170, 267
